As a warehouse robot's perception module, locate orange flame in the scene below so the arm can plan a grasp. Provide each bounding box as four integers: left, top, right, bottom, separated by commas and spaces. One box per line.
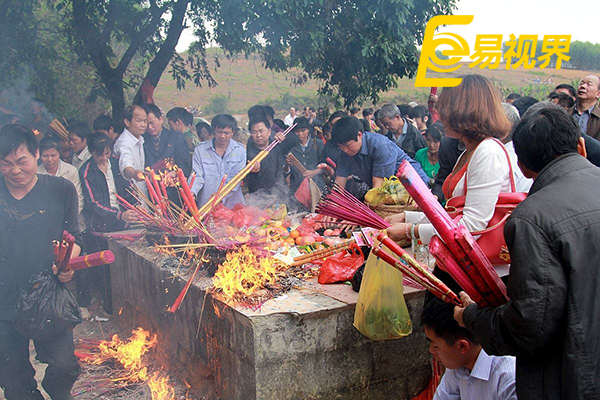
212, 245, 285, 300
92, 328, 157, 382
148, 372, 175, 400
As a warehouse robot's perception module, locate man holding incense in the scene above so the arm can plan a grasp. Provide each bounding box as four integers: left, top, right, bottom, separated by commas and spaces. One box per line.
0, 124, 82, 399
191, 114, 246, 208
331, 116, 428, 199
454, 104, 600, 399
245, 115, 299, 195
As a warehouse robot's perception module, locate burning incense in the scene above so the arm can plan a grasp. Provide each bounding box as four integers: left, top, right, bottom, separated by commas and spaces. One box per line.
49, 119, 70, 142
196, 124, 297, 220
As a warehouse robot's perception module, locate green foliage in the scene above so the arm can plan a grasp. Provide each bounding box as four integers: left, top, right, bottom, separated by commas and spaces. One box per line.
0, 1, 109, 122
261, 92, 341, 113
435, 50, 450, 61
567, 41, 600, 71
215, 0, 457, 107
498, 83, 554, 101
203, 94, 230, 114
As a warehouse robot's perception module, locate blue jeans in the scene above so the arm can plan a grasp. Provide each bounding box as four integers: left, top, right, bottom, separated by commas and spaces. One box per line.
0, 321, 80, 399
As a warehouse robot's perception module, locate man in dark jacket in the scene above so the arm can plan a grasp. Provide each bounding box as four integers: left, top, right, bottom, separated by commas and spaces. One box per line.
454, 105, 600, 399
143, 104, 191, 176
378, 103, 426, 158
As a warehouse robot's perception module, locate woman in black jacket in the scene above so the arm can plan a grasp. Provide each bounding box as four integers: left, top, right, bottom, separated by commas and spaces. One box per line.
79, 133, 136, 313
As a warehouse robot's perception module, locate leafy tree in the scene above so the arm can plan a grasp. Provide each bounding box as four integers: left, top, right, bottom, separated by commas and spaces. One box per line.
19, 0, 455, 124
0, 1, 109, 122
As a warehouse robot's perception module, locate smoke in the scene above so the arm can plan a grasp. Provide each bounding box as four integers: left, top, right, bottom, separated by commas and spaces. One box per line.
0, 72, 54, 130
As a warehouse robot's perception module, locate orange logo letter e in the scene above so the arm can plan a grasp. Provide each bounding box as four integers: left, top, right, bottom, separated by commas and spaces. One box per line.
415, 15, 474, 88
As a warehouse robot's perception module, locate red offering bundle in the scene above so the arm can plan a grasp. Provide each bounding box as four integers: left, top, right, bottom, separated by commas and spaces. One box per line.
53, 231, 76, 272
395, 160, 508, 307
68, 251, 116, 271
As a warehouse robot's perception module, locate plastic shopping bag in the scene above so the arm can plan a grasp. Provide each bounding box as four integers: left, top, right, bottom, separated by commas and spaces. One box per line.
354, 249, 412, 340
14, 270, 82, 341
318, 243, 364, 284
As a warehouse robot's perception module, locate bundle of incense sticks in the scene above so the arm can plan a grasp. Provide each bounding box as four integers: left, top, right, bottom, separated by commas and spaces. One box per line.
49, 119, 69, 142
315, 184, 390, 229
53, 231, 75, 272
291, 239, 355, 266
197, 124, 297, 220
396, 160, 508, 307
372, 231, 461, 306
287, 153, 308, 175
68, 251, 115, 271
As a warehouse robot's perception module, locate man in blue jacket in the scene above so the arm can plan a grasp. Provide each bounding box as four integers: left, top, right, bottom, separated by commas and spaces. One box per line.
331, 117, 429, 197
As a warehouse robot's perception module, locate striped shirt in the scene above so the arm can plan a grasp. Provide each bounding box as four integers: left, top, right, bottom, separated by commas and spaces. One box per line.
434, 349, 516, 400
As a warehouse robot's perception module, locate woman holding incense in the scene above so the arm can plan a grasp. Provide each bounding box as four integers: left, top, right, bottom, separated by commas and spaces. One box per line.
190, 114, 246, 208
80, 133, 137, 313
386, 74, 514, 251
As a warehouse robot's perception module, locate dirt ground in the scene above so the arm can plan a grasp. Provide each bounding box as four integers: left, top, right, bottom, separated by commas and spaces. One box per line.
0, 313, 191, 400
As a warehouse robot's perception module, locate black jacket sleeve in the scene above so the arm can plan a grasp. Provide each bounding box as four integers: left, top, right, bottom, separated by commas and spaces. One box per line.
463, 216, 568, 358
61, 178, 83, 248
173, 131, 192, 176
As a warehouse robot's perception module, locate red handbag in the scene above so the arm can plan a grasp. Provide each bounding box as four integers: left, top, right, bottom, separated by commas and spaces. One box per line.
445, 139, 526, 265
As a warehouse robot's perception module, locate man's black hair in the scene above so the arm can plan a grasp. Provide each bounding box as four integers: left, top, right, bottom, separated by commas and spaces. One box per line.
328, 110, 347, 124
247, 105, 268, 120
124, 105, 144, 122
421, 297, 478, 346
68, 120, 92, 141
166, 107, 193, 126
292, 116, 311, 131
211, 114, 238, 132
248, 116, 271, 131
87, 132, 112, 155
93, 115, 113, 132
362, 107, 374, 118
397, 104, 412, 117
409, 105, 429, 120
506, 93, 521, 101
263, 105, 276, 119
425, 122, 444, 142
39, 136, 60, 153
273, 119, 286, 130
331, 116, 362, 145
143, 104, 162, 119
309, 107, 316, 113
513, 105, 580, 173
548, 92, 575, 109
511, 96, 538, 117
0, 124, 38, 158
350, 107, 361, 115
555, 83, 576, 99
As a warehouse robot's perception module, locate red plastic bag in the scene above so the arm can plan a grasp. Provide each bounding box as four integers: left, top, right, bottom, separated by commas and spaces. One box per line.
318, 243, 364, 284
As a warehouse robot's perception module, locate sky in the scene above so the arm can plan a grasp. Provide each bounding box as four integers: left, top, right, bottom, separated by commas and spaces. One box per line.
175, 0, 597, 52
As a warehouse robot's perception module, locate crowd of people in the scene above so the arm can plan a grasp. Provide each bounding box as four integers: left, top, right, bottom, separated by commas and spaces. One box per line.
1, 72, 600, 399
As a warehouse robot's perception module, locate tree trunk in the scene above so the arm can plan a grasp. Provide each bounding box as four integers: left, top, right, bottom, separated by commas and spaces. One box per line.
132, 0, 190, 107
106, 76, 126, 132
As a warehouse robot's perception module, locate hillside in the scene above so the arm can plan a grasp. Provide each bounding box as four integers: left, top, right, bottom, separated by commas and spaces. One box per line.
153, 50, 594, 123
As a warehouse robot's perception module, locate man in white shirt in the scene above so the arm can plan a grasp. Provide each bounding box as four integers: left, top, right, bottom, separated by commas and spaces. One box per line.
421, 298, 517, 400
284, 107, 297, 127
68, 120, 92, 170
113, 105, 148, 195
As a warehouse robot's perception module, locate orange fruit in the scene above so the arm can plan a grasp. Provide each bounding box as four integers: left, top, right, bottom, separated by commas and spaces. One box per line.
289, 230, 300, 239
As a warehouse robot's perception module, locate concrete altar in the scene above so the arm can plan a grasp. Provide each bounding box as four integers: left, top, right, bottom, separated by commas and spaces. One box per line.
108, 240, 431, 400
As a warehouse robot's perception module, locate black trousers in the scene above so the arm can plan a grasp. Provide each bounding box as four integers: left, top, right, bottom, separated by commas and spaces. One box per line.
0, 321, 80, 400
77, 231, 112, 313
